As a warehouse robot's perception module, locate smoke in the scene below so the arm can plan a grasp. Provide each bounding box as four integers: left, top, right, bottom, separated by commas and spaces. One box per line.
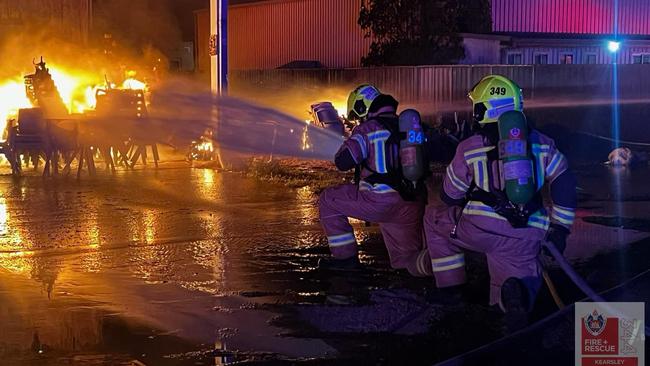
0, 0, 193, 132
0, 1, 344, 163
0, 0, 188, 87
228, 82, 443, 127
229, 84, 353, 122
92, 0, 184, 59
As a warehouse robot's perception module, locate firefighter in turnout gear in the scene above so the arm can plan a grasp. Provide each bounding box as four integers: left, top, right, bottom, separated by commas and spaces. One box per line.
318, 84, 431, 276
423, 75, 577, 329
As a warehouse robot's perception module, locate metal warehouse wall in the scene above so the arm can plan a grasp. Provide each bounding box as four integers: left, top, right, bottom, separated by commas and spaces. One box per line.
229, 0, 371, 70
231, 65, 650, 144
492, 0, 650, 35
0, 0, 91, 42
231, 64, 650, 106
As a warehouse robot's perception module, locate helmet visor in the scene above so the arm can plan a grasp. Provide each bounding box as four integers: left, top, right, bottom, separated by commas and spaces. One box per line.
473, 103, 488, 123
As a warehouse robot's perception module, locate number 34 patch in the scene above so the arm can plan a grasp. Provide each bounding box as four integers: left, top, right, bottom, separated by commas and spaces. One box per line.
490, 87, 507, 95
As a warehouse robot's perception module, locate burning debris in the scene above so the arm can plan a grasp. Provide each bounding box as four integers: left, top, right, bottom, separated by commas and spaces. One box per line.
0, 57, 156, 176
0, 58, 143, 128
188, 129, 215, 162
0, 80, 31, 136
94, 83, 147, 119
24, 57, 68, 118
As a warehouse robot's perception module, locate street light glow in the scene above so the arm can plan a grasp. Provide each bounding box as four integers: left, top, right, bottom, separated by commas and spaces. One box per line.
608, 41, 621, 53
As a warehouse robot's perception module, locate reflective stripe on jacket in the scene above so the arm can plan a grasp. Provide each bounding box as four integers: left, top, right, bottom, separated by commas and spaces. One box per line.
443, 130, 572, 230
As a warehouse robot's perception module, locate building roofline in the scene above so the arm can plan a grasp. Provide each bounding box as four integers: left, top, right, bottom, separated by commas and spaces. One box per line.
230, 0, 313, 9
493, 32, 650, 41
460, 33, 511, 41
506, 37, 650, 49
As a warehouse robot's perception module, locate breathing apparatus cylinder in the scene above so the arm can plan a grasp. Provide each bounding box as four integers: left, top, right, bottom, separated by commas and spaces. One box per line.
398, 109, 425, 183
497, 111, 535, 205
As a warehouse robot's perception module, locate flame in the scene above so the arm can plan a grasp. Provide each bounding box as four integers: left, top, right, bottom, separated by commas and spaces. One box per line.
301, 125, 311, 150
0, 79, 32, 138
122, 78, 146, 90
196, 140, 213, 152
0, 64, 148, 122
84, 85, 98, 110
332, 101, 347, 117
48, 67, 101, 114
0, 62, 150, 141
122, 70, 146, 90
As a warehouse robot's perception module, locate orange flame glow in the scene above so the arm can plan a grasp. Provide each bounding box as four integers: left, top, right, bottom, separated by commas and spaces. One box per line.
0, 64, 148, 134
332, 101, 347, 117
122, 78, 146, 90
48, 66, 103, 114
196, 140, 214, 153
0, 79, 33, 138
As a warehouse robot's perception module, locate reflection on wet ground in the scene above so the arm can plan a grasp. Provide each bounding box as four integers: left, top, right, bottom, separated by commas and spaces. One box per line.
0, 162, 339, 365
0, 161, 648, 365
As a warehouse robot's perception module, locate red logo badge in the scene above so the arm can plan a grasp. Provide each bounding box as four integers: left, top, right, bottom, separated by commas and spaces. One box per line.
582, 310, 618, 355
585, 310, 607, 336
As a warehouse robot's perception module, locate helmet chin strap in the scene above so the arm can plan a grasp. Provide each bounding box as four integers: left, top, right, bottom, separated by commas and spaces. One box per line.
477, 122, 500, 146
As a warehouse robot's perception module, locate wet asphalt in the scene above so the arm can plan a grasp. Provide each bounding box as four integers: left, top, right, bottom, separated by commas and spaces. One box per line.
0, 160, 648, 365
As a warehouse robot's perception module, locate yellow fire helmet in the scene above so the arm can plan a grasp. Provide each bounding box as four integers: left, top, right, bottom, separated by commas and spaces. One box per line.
468, 75, 524, 124
347, 84, 381, 120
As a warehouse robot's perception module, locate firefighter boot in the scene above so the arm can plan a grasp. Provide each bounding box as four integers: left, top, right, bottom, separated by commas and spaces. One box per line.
425, 284, 467, 306
501, 277, 530, 334
317, 256, 362, 272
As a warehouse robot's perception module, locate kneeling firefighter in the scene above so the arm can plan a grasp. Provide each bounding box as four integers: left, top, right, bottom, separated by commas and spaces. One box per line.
318, 84, 431, 276
423, 75, 577, 329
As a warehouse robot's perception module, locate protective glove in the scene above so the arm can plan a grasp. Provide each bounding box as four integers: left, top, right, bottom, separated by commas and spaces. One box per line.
545, 223, 570, 255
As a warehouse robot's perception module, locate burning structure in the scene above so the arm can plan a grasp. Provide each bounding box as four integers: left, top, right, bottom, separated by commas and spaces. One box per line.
0, 56, 155, 176
10, 57, 148, 120
24, 57, 69, 118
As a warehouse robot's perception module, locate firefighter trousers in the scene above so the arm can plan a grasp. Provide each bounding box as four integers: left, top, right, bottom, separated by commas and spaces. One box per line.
424, 204, 546, 309
318, 184, 431, 277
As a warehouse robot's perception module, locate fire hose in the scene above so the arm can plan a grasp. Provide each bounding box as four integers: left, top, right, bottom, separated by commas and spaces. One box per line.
541, 240, 650, 336
434, 247, 650, 366
579, 131, 650, 147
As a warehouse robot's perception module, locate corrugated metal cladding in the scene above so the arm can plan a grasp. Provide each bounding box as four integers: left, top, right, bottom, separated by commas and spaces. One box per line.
232, 65, 650, 143
0, 0, 91, 41
229, 0, 371, 70
232, 64, 645, 105
492, 0, 650, 35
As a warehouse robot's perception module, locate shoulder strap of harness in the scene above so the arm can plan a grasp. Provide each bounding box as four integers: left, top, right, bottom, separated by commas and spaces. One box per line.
466, 147, 544, 228
364, 116, 427, 202
363, 116, 401, 177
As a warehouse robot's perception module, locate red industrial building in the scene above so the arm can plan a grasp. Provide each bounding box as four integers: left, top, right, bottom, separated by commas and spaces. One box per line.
195, 0, 650, 71
195, 0, 370, 73
492, 0, 650, 65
